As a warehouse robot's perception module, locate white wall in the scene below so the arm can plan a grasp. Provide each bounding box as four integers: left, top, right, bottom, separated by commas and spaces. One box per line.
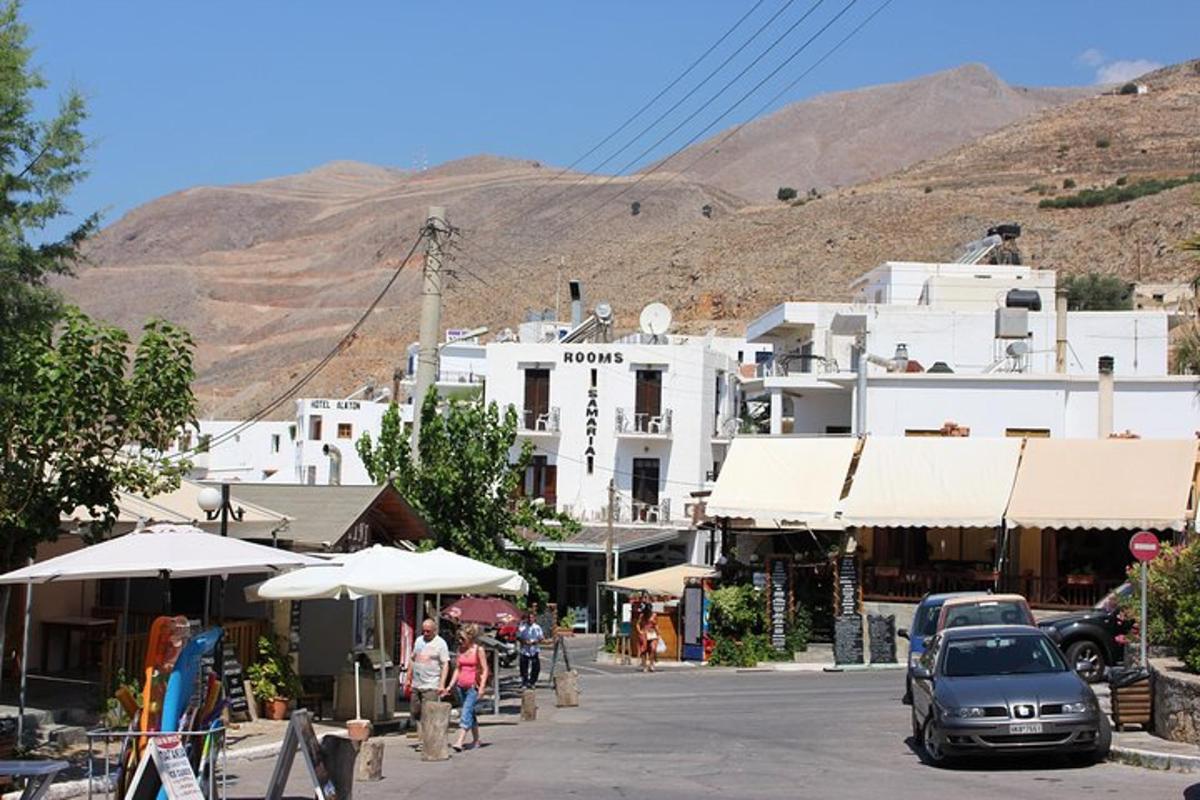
293, 399, 395, 485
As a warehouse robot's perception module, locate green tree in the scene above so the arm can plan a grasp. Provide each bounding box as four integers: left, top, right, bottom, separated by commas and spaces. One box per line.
357, 393, 576, 599
776, 186, 797, 202
1061, 272, 1133, 311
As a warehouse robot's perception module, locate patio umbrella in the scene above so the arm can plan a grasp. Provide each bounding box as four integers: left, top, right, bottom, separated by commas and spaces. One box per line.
441, 596, 522, 626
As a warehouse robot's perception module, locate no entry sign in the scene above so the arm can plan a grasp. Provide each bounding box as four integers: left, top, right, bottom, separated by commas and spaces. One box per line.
1129, 531, 1161, 562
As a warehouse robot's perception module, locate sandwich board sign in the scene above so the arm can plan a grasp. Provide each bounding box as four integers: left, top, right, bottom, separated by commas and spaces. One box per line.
265, 709, 339, 800
123, 735, 204, 800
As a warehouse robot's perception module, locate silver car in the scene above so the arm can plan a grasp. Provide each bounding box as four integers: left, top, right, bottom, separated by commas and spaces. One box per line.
910, 625, 1111, 766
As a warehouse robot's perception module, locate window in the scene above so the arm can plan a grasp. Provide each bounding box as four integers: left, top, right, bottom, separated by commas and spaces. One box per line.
825, 425, 851, 435
904, 429, 944, 437
271, 434, 281, 453
308, 414, 323, 440
524, 455, 557, 506
197, 434, 212, 453
523, 368, 550, 430
304, 465, 317, 485
337, 423, 353, 439
634, 369, 663, 431
1006, 428, 1050, 438
632, 458, 660, 510
288, 424, 297, 441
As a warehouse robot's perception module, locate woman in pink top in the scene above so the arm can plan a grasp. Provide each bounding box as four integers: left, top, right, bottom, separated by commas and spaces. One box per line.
444, 623, 489, 751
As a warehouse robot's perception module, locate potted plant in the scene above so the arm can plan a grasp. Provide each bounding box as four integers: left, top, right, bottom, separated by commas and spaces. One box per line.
1066, 565, 1096, 586
246, 636, 302, 721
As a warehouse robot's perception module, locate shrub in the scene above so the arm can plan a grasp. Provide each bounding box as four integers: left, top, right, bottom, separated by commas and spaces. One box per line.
1095, 137, 1111, 148
1119, 82, 1139, 95
1124, 540, 1200, 672
923, 186, 933, 194
776, 186, 798, 202
707, 583, 812, 665
630, 201, 640, 216
1116, 175, 1128, 186
1173, 324, 1200, 375
1061, 272, 1133, 310
1039, 173, 1200, 210
1062, 178, 1076, 189
246, 636, 303, 701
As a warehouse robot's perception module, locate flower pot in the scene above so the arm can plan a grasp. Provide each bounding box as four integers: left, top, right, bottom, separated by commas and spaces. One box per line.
1066, 574, 1095, 586
346, 719, 372, 742
264, 698, 290, 721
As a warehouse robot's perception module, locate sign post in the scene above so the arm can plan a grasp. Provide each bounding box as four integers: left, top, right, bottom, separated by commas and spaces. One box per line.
1129, 531, 1160, 666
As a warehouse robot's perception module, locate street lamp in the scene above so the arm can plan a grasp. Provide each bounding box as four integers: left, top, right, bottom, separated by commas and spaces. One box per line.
197, 483, 244, 625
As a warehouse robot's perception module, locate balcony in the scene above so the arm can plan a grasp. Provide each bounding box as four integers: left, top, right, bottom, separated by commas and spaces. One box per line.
520, 407, 561, 436
629, 498, 671, 524
615, 408, 672, 438
756, 353, 840, 378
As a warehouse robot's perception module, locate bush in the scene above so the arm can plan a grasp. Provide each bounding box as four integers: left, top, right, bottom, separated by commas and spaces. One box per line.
1062, 178, 1076, 189
923, 186, 933, 194
1062, 272, 1133, 310
1119, 82, 1139, 95
246, 636, 302, 701
776, 186, 798, 202
1124, 540, 1200, 672
706, 583, 812, 666
1039, 173, 1200, 210
1096, 137, 1111, 148
1116, 175, 1128, 186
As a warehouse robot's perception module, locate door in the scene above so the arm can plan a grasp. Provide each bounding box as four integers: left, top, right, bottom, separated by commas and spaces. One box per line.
634, 369, 662, 431
523, 368, 550, 429
631, 458, 660, 511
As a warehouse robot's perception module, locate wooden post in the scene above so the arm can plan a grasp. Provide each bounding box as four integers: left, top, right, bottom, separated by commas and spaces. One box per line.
553, 670, 579, 708
319, 735, 359, 800
418, 701, 451, 761
520, 689, 538, 721
354, 739, 385, 781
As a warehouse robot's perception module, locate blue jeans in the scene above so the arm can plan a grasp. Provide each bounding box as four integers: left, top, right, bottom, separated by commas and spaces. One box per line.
458, 687, 479, 730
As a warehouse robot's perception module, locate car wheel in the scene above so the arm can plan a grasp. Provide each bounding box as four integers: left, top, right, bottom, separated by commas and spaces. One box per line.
902, 675, 913, 706
911, 707, 921, 740
1092, 712, 1113, 763
921, 715, 951, 766
1066, 640, 1106, 683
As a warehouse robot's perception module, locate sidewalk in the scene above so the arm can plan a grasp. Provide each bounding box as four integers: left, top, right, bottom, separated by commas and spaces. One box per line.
1091, 684, 1200, 772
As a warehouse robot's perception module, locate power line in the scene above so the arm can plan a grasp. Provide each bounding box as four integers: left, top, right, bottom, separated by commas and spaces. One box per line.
173, 225, 432, 461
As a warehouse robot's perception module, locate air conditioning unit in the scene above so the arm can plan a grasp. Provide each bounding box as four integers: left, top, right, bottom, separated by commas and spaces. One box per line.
995, 307, 1029, 339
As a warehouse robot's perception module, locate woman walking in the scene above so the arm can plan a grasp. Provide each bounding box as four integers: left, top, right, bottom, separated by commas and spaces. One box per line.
443, 623, 490, 751
637, 605, 659, 672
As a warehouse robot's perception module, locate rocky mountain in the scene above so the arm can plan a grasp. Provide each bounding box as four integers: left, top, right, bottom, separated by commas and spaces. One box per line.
59, 61, 1200, 416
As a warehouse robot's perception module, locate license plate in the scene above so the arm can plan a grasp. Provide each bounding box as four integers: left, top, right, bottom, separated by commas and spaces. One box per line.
1010, 722, 1043, 734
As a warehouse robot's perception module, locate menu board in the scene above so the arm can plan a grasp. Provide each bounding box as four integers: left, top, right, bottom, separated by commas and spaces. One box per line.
837, 554, 861, 617
767, 557, 790, 652
222, 642, 249, 719
834, 616, 865, 665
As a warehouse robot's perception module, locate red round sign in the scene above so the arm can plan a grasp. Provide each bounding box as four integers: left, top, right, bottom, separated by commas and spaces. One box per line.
1129, 531, 1161, 562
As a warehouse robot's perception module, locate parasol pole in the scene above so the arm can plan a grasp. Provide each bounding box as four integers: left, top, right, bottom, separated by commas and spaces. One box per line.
16, 574, 32, 748
376, 593, 387, 719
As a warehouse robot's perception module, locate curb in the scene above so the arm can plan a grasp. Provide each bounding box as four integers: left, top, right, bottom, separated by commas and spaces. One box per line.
1109, 744, 1200, 773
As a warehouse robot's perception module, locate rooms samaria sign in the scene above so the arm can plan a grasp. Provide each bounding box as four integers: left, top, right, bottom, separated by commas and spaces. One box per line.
563, 351, 625, 364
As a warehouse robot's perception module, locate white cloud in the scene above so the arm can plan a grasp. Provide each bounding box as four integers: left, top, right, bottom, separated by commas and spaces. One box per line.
1077, 48, 1105, 68
1095, 59, 1163, 85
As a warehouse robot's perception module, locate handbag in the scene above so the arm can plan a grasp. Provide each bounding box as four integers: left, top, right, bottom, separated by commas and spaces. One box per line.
655, 638, 666, 655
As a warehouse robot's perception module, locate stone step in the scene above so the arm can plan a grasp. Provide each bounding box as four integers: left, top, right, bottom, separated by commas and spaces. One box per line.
38, 723, 88, 748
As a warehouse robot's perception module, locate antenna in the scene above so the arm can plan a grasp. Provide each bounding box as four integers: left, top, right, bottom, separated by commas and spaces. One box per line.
639, 302, 673, 338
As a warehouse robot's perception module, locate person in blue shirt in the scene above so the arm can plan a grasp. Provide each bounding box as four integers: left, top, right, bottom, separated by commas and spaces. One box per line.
516, 610, 544, 689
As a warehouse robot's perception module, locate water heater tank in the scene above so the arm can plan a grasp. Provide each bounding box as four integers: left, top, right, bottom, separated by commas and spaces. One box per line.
1005, 289, 1042, 312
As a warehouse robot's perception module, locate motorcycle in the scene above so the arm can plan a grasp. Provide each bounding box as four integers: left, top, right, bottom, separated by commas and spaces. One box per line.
495, 621, 519, 668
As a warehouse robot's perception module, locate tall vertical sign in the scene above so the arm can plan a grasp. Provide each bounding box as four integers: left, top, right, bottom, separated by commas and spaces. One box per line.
766, 556, 791, 653
834, 551, 864, 665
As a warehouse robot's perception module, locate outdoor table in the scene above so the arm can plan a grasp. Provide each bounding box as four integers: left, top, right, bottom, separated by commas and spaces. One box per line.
41, 617, 114, 673
0, 759, 69, 800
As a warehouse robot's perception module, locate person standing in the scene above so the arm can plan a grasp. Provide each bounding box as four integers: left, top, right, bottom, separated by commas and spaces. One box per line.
516, 610, 544, 689
444, 623, 489, 751
405, 618, 449, 722
637, 604, 660, 673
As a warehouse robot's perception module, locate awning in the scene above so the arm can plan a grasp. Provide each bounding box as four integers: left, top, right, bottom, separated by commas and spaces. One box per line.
840, 437, 1023, 528
601, 564, 717, 598
705, 437, 857, 529
1006, 438, 1198, 531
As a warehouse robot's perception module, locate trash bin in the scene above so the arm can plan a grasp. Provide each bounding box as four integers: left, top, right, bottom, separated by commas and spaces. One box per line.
1108, 666, 1151, 731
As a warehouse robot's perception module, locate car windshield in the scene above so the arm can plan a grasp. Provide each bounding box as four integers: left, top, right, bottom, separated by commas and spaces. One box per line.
942, 634, 1067, 677
1095, 583, 1132, 612
914, 602, 944, 637
942, 601, 1029, 629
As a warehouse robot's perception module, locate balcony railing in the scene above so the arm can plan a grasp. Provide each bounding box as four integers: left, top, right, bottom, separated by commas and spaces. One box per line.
520, 407, 561, 435
615, 408, 672, 436
756, 354, 840, 378
862, 565, 1124, 610
630, 498, 671, 524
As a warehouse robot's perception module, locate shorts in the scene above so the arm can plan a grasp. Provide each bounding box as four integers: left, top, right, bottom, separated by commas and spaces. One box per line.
458, 686, 479, 729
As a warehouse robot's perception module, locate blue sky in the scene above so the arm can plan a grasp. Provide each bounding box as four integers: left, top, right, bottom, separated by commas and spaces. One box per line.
21, 1, 1198, 237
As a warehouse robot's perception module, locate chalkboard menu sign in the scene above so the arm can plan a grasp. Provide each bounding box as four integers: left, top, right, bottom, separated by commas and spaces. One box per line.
767, 557, 790, 652
222, 642, 250, 719
834, 615, 865, 665
837, 554, 860, 617
289, 601, 302, 653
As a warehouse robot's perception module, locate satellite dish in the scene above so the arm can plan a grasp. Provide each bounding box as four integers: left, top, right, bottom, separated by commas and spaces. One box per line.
1006, 340, 1030, 358
639, 302, 673, 337
594, 302, 613, 323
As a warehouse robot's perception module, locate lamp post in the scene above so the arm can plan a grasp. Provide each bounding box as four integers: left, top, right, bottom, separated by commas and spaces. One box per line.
198, 484, 244, 622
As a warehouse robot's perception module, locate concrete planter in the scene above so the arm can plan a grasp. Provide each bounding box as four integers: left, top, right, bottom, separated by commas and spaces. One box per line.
1152, 658, 1200, 745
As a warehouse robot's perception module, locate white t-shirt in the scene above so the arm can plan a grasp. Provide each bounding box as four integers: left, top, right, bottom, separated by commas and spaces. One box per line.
410, 635, 449, 691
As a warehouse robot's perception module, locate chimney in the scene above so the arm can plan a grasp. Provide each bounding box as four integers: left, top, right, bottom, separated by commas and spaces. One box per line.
1097, 356, 1114, 438
1055, 288, 1068, 374
322, 443, 342, 486
569, 280, 583, 327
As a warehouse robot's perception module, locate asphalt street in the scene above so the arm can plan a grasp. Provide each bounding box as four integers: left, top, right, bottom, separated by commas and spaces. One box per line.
226, 662, 1199, 799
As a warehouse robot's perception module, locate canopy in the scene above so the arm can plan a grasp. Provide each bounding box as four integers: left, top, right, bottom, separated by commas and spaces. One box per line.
250, 545, 528, 601
0, 525, 323, 584
1006, 438, 1199, 531
601, 564, 716, 598
840, 437, 1022, 528
705, 437, 857, 529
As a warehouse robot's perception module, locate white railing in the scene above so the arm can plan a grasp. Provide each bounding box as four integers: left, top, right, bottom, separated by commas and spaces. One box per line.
756, 355, 840, 377
615, 408, 672, 435
520, 407, 560, 434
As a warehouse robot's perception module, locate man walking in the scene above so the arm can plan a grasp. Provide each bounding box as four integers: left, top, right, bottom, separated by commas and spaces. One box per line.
405, 618, 449, 721
517, 609, 544, 689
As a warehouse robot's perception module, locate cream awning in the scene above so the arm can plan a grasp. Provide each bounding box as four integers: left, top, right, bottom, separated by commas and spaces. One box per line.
601, 564, 717, 597
841, 437, 1023, 528
1006, 438, 1198, 531
705, 437, 857, 530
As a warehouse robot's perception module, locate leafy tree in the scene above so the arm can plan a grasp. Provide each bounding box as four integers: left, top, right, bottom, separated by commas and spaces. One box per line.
1172, 323, 1200, 375
357, 393, 576, 600
1061, 272, 1133, 311
776, 186, 797, 202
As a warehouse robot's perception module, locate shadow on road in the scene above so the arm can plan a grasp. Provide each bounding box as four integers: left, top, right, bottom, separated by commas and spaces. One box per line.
903, 736, 1097, 772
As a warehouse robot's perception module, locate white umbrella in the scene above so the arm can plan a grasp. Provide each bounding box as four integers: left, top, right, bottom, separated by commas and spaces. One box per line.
252, 545, 527, 600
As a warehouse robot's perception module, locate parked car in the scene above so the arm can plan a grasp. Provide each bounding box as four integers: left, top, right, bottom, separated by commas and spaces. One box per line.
898, 592, 985, 704
910, 625, 1111, 766
937, 594, 1036, 631
1038, 583, 1132, 683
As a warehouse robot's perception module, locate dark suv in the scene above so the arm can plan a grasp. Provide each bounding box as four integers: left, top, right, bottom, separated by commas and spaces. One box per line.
1037, 583, 1132, 683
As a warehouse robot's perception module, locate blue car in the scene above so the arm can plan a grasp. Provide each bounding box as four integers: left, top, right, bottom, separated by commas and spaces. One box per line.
899, 591, 986, 705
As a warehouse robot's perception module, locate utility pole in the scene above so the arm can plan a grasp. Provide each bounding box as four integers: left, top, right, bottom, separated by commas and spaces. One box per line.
556, 257, 564, 321
411, 206, 449, 461
605, 479, 616, 581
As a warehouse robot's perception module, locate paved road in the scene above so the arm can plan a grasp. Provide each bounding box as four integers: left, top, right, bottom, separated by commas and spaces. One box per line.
227, 665, 1198, 799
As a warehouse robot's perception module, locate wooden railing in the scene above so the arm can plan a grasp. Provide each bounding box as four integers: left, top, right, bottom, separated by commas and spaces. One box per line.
100, 618, 269, 692
862, 565, 1124, 610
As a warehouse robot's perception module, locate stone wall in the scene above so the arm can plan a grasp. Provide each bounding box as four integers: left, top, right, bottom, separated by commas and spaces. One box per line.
1152, 658, 1200, 745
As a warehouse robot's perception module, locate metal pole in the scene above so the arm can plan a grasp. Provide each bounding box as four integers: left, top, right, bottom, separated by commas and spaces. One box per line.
605, 480, 615, 582
17, 576, 32, 748
121, 578, 131, 678
411, 206, 448, 462
1140, 561, 1149, 666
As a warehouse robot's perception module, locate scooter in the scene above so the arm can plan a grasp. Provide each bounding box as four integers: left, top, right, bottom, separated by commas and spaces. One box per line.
495, 622, 519, 668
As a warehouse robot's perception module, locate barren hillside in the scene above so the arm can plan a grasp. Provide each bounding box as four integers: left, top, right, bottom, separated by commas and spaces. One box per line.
60, 61, 1200, 416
